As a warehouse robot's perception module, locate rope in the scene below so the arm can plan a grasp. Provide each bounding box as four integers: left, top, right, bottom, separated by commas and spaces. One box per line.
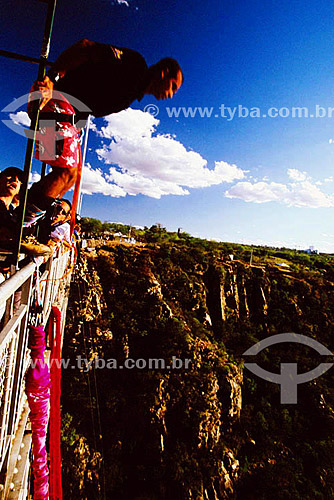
13, 0, 58, 267
87, 319, 107, 500
49, 306, 63, 500
39, 243, 77, 284
76, 279, 98, 452
25, 325, 51, 500
78, 275, 106, 499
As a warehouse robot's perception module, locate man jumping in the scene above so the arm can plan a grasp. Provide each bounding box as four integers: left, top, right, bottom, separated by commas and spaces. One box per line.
27, 39, 183, 224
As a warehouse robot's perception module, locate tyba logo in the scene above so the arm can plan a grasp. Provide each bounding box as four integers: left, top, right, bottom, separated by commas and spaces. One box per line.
2, 91, 91, 161
243, 333, 333, 404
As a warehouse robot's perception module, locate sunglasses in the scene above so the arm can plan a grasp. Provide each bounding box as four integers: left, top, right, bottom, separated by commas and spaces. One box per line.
58, 208, 70, 216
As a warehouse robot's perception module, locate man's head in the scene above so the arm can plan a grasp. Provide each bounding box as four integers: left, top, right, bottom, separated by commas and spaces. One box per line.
0, 167, 23, 201
53, 199, 72, 225
145, 58, 183, 100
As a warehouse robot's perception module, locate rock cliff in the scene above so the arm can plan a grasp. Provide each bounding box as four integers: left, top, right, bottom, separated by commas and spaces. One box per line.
61, 241, 334, 499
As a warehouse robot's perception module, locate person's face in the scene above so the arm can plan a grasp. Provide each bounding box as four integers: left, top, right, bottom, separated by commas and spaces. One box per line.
0, 173, 21, 198
151, 69, 183, 100
53, 201, 71, 224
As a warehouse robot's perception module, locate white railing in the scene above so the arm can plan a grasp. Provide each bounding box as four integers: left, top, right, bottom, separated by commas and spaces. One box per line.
0, 247, 74, 499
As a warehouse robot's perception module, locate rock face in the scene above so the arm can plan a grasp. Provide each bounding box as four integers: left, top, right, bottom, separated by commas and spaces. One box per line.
62, 242, 334, 500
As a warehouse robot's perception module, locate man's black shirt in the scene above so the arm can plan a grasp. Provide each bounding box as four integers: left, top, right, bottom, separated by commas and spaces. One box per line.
55, 43, 148, 118
0, 200, 16, 231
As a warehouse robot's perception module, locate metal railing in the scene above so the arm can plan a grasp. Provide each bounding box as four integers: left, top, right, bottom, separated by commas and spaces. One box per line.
0, 247, 73, 498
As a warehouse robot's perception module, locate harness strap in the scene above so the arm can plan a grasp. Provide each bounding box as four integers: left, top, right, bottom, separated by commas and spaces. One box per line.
38, 112, 78, 125
70, 146, 82, 236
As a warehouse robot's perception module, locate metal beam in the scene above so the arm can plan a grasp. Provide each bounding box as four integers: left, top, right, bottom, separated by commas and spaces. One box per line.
77, 115, 91, 215
13, 0, 58, 267
0, 268, 35, 312
0, 49, 52, 66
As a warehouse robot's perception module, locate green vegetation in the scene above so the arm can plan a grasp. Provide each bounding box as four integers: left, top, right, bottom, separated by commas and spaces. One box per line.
81, 217, 334, 271
61, 220, 334, 499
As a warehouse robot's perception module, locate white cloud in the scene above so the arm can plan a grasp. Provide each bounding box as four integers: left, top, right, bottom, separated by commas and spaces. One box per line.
9, 111, 31, 127
29, 171, 41, 184
7, 108, 246, 199
226, 181, 288, 204
213, 161, 246, 183
12, 108, 330, 210
88, 117, 97, 132
27, 171, 41, 189
82, 163, 126, 197
287, 168, 307, 182
106, 168, 189, 198
321, 233, 334, 238
94, 109, 247, 198
8, 111, 97, 135
97, 109, 157, 140
225, 178, 334, 208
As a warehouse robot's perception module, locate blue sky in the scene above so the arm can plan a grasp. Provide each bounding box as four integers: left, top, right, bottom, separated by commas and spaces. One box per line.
1, 0, 334, 251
